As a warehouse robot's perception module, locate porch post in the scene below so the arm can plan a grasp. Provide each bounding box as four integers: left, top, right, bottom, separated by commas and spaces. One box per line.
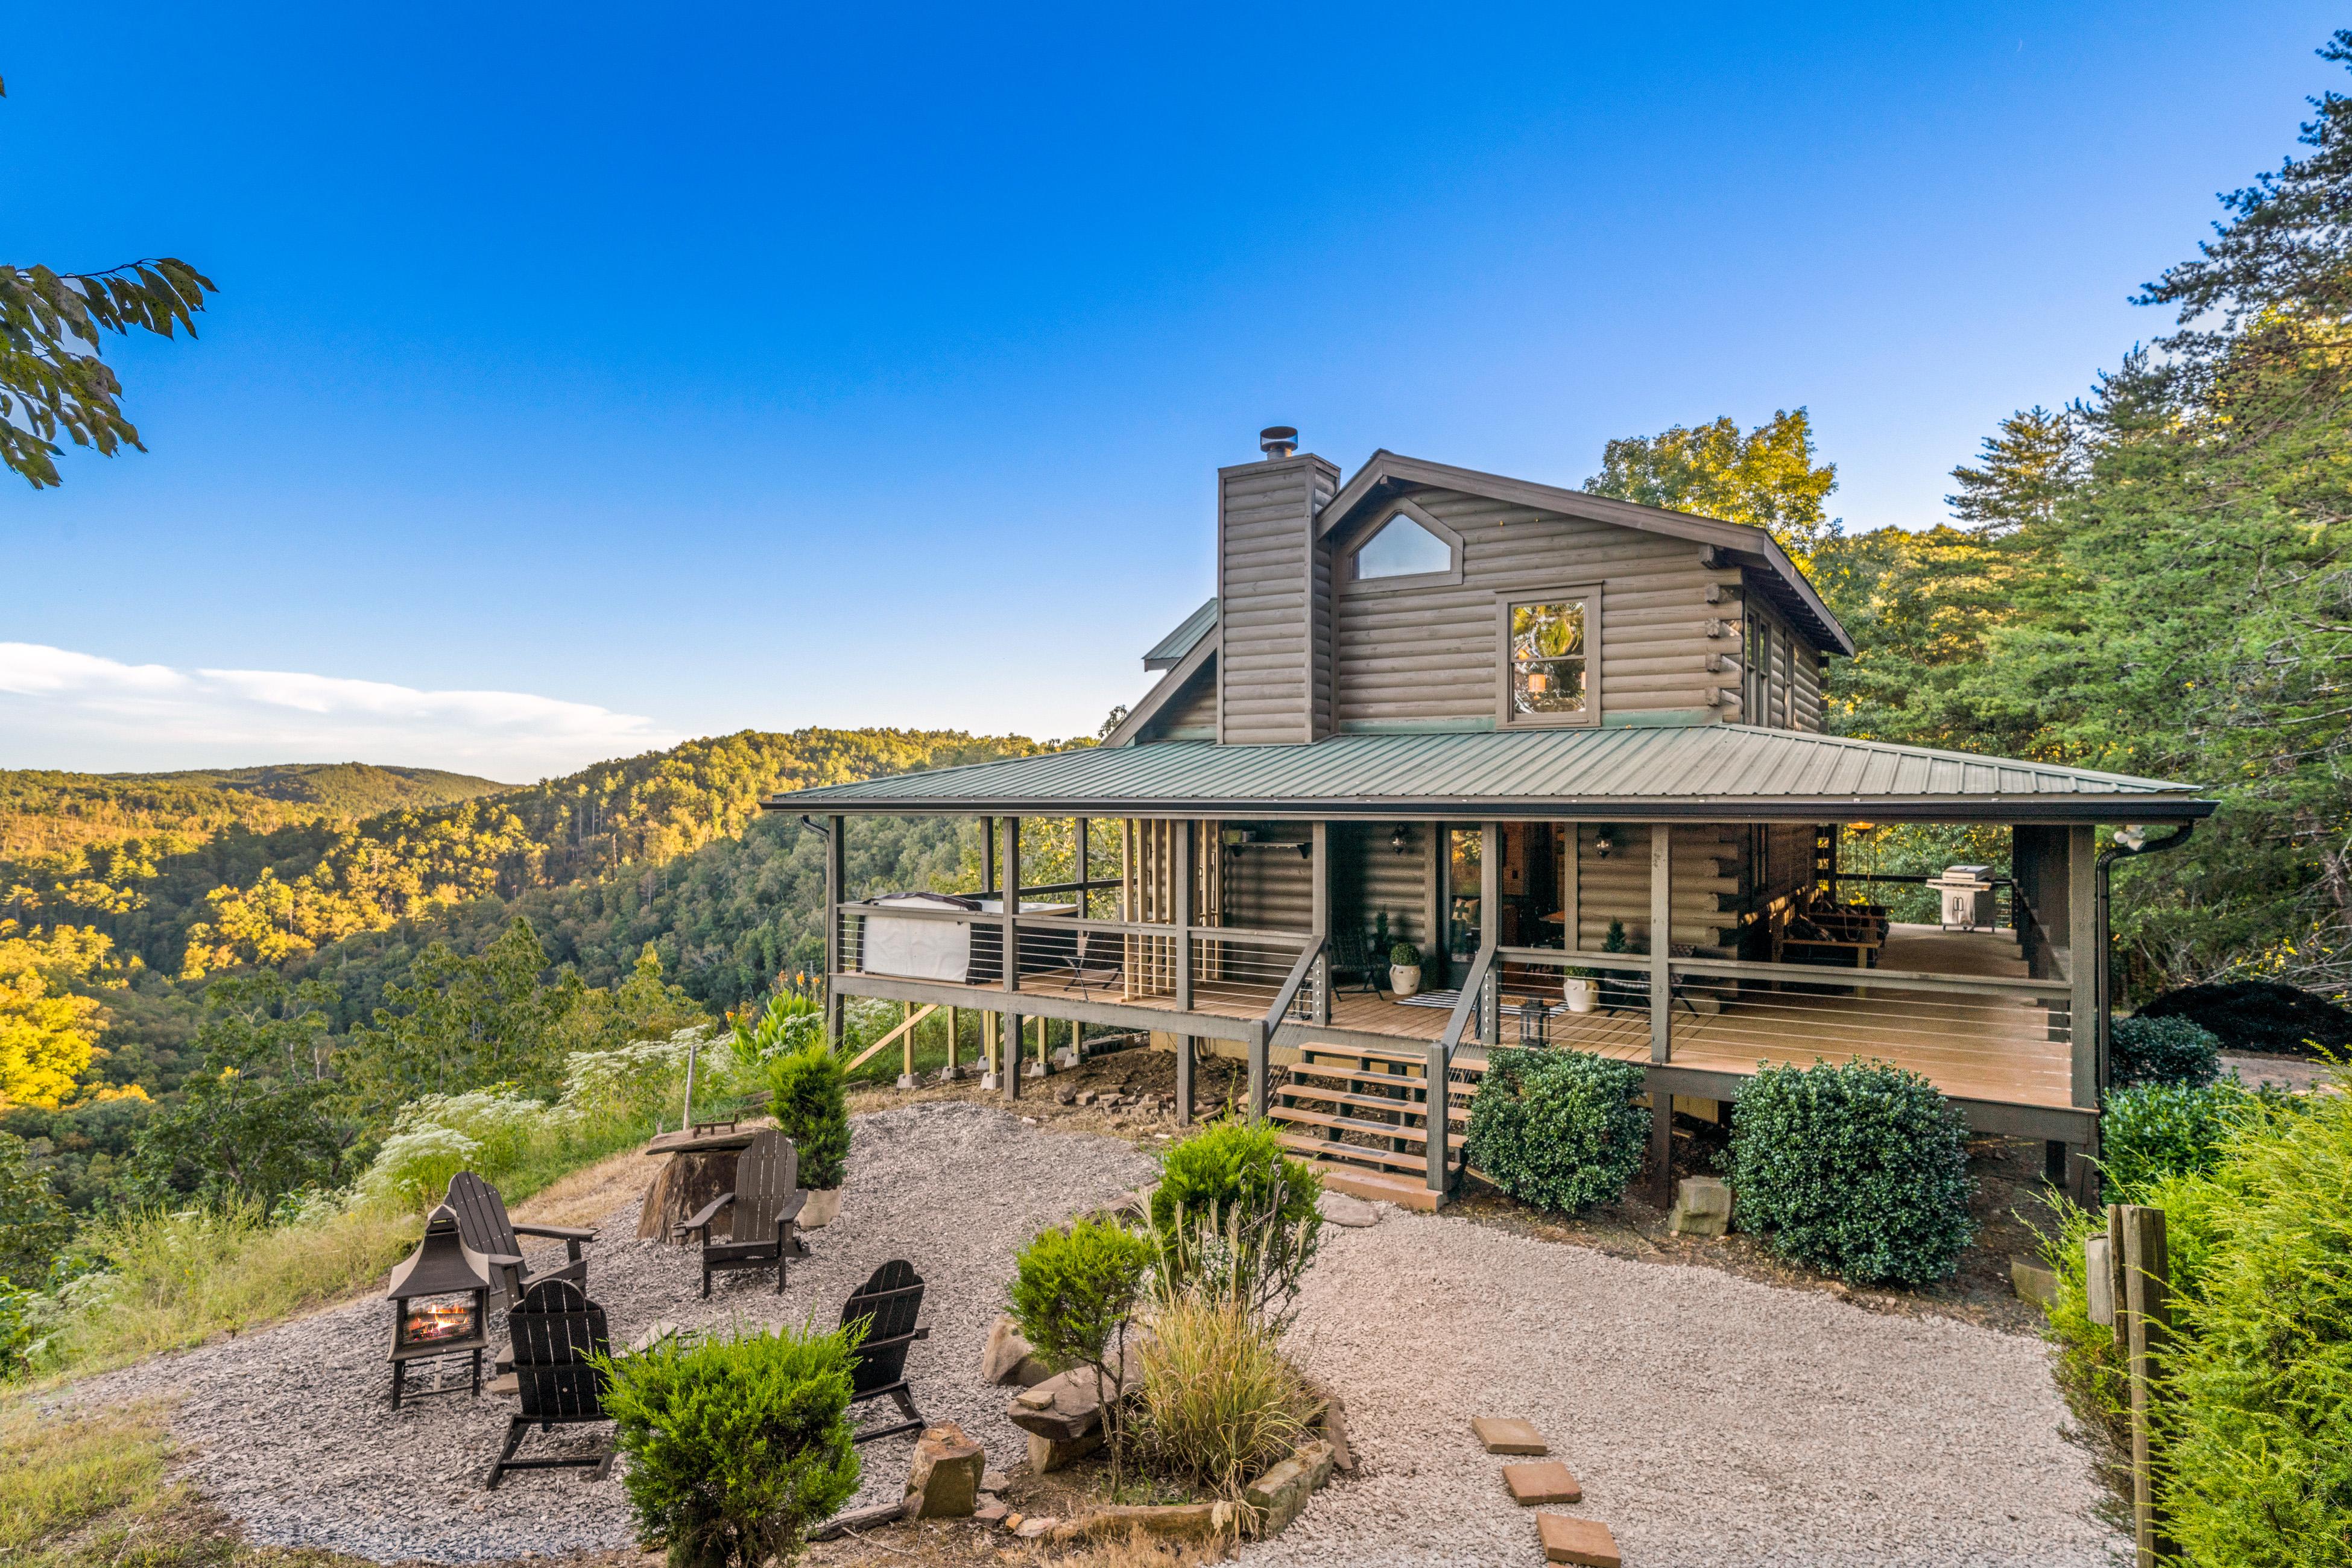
824, 815, 846, 1049
1174, 1035, 1195, 1125
1249, 1020, 1269, 1121
1075, 816, 1088, 917
1174, 820, 1194, 1013
982, 817, 996, 896
2067, 824, 2099, 1110
1002, 815, 1022, 1102
1649, 823, 1672, 1063
1425, 822, 1446, 985
1311, 821, 1331, 1025
1480, 823, 1499, 1044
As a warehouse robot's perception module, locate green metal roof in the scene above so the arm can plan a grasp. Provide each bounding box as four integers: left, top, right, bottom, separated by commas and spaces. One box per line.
1142, 598, 1219, 670
763, 726, 2214, 823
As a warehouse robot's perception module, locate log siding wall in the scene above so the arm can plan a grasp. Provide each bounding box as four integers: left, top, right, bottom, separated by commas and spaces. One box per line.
1328, 487, 1736, 728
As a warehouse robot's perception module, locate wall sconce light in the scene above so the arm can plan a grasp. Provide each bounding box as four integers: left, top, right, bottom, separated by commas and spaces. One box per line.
2115, 824, 2146, 851
1593, 825, 1617, 859
1389, 827, 1410, 856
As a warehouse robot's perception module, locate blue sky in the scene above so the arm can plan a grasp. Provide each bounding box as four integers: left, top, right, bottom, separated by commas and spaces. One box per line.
3, 4, 2342, 779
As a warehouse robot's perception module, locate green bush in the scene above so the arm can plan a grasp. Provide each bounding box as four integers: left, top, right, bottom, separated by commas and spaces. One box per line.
0, 1134, 71, 1286
2110, 1014, 2222, 1088
2099, 1078, 2257, 1202
2159, 1082, 2352, 1567
601, 1324, 862, 1568
1149, 1122, 1323, 1318
1009, 1217, 1154, 1481
767, 1043, 849, 1190
1728, 1059, 1975, 1285
730, 993, 823, 1067
1464, 1049, 1647, 1215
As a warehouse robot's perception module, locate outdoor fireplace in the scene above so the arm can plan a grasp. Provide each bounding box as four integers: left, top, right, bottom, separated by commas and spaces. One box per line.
386, 1202, 492, 1408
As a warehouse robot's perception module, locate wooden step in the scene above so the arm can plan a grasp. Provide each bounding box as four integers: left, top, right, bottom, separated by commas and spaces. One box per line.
1300, 1160, 1444, 1213
1276, 1082, 1471, 1124
1276, 1130, 1459, 1177
1297, 1041, 1484, 1076
1269, 1105, 1443, 1145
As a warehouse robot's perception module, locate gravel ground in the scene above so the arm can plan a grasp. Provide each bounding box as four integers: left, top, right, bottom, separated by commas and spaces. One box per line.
1242, 1209, 2124, 1568
68, 1102, 1156, 1564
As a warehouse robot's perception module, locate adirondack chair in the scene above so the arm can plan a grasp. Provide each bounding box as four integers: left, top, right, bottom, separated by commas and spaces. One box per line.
484, 1279, 615, 1488
674, 1127, 805, 1298
445, 1171, 598, 1315
841, 1259, 929, 1444
1327, 928, 1382, 996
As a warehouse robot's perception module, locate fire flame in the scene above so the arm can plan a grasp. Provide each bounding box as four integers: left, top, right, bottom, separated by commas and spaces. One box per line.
403, 1298, 478, 1343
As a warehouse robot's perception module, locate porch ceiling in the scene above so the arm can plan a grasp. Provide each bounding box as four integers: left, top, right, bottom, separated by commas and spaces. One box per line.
762, 726, 2214, 823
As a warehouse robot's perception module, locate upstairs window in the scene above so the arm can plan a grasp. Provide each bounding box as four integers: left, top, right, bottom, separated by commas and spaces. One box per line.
1498, 590, 1597, 726
1346, 499, 1462, 589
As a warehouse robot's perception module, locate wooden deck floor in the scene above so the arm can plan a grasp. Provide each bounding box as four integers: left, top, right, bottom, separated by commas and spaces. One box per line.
880, 926, 2073, 1111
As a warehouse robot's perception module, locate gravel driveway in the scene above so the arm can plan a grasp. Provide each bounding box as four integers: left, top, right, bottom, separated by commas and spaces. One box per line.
69, 1102, 1157, 1563
1244, 1208, 2123, 1568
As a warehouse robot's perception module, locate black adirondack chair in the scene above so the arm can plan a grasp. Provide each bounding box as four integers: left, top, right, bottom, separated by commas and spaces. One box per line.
675, 1127, 805, 1298
484, 1279, 615, 1488
445, 1170, 597, 1315
1327, 928, 1382, 995
841, 1260, 929, 1444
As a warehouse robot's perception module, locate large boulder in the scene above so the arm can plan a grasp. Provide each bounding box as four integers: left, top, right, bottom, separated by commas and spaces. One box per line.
1009, 1367, 1107, 1443
903, 1424, 985, 1519
1666, 1176, 1733, 1238
981, 1314, 1052, 1387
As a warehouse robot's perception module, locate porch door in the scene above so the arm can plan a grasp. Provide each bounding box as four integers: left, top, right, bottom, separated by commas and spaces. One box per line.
1447, 827, 1482, 975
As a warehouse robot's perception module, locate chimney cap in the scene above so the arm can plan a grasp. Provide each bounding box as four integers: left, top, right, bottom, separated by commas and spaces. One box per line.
1259, 425, 1298, 460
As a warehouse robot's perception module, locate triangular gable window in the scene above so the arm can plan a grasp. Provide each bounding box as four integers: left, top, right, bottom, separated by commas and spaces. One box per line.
1352, 507, 1457, 581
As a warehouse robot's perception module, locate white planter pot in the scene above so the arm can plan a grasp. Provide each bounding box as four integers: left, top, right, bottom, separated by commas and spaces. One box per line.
798, 1186, 844, 1229
1389, 964, 1421, 998
1563, 978, 1597, 1014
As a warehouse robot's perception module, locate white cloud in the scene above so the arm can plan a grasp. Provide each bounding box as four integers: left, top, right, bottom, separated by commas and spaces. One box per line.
0, 643, 683, 781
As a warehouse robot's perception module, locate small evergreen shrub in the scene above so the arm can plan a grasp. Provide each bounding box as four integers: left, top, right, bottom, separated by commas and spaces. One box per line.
601, 1324, 861, 1568
767, 1043, 849, 1190
1464, 1048, 1647, 1215
2109, 1014, 2222, 1088
2099, 1078, 2255, 1202
1009, 1218, 1154, 1479
1728, 1059, 1975, 1285
1149, 1123, 1322, 1317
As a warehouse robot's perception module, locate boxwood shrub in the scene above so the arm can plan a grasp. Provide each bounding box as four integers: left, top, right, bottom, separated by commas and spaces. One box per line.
1464, 1048, 1647, 1215
2109, 1014, 2222, 1089
1728, 1059, 1974, 1285
2099, 1078, 2248, 1202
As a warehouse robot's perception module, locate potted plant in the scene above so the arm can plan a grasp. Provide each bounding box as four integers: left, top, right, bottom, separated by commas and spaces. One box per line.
768, 1040, 850, 1228
1563, 966, 1598, 1014
1389, 941, 1423, 998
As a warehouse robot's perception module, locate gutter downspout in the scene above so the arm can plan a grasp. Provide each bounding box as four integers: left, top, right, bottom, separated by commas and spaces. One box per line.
2096, 821, 2197, 1090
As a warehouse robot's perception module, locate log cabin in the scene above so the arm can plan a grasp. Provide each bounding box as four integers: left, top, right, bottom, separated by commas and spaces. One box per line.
762, 427, 2214, 1210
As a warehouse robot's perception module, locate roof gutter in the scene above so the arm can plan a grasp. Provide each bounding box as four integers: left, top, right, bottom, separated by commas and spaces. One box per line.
757, 793, 2219, 824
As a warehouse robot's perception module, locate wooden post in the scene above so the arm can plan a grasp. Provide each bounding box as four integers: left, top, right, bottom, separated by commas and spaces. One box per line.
1174, 821, 1194, 1013
1425, 821, 1446, 986
1649, 823, 1672, 1064
824, 815, 846, 1049
1649, 1076, 1674, 1209
943, 1005, 959, 1080
1001, 816, 1022, 1101
982, 816, 996, 896
2120, 1204, 2174, 1567
1425, 1042, 1449, 1198
1480, 823, 1499, 1043
1311, 821, 1331, 1025
2069, 824, 2099, 1109
982, 1012, 999, 1087
1174, 1035, 1195, 1125
1076, 816, 1089, 919
900, 1001, 915, 1086
1248, 1020, 1269, 1121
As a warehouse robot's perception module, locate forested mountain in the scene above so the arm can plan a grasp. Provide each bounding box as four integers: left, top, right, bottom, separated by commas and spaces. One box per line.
0, 762, 507, 861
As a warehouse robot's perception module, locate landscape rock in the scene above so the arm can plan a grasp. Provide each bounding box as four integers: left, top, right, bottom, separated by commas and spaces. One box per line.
1319, 1193, 1381, 1228
981, 1314, 1051, 1387
1014, 1514, 1061, 1540
1667, 1175, 1734, 1238
1055, 1501, 1234, 1542
1243, 1440, 1335, 1536
902, 1423, 985, 1519
973, 1497, 1009, 1526
1028, 1427, 1104, 1472
2011, 1258, 2058, 1309
981, 1468, 1010, 1493
1008, 1366, 1105, 1441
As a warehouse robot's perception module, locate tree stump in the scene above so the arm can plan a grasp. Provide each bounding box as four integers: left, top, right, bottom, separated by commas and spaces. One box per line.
637, 1128, 757, 1243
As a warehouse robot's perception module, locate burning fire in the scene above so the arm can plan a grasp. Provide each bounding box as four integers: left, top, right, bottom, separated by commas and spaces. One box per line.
403, 1298, 478, 1343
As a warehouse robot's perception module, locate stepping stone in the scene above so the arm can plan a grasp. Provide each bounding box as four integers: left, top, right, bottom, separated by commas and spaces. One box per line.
1503, 1461, 1583, 1505
1537, 1513, 1621, 1567
1472, 1416, 1548, 1455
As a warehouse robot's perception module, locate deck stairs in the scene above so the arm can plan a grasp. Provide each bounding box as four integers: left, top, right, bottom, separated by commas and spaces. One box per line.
1268, 1042, 1484, 1213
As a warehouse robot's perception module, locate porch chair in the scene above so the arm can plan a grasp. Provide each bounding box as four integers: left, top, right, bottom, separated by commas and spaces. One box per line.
446, 1170, 598, 1316
841, 1259, 929, 1444
1068, 926, 1125, 997
1326, 928, 1382, 996
483, 1279, 615, 1488
674, 1127, 805, 1298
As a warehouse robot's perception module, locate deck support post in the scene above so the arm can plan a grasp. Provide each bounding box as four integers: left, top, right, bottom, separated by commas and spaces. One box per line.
1649, 823, 1672, 1063
1480, 824, 1499, 1043
1174, 821, 1193, 1013
1174, 1035, 1194, 1125
824, 815, 846, 1050
1649, 1076, 1674, 1209
2067, 825, 2101, 1108
941, 1006, 959, 1081
1001, 815, 1021, 1101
